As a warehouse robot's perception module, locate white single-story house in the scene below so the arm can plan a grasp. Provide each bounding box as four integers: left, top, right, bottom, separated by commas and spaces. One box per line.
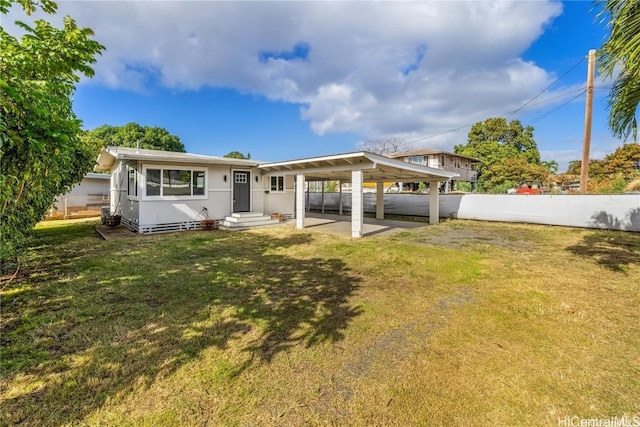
48, 172, 111, 218
95, 146, 457, 237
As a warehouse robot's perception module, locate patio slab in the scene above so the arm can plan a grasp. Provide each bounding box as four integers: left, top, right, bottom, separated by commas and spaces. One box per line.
300, 212, 428, 237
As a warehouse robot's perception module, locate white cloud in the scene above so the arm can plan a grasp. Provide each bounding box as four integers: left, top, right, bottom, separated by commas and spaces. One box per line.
5, 0, 567, 146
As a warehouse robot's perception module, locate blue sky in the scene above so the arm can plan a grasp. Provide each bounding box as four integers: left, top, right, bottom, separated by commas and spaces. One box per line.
6, 1, 626, 171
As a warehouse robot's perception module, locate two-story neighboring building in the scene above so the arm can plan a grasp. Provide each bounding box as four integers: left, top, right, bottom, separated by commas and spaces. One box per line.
388, 148, 480, 192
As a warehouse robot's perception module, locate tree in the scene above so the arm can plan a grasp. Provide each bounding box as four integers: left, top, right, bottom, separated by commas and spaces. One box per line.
223, 151, 250, 159
597, 0, 640, 140
82, 123, 186, 152
542, 160, 559, 174
357, 136, 409, 155
483, 158, 550, 193
1, 0, 104, 271
454, 118, 547, 192
563, 143, 640, 193
569, 143, 640, 179
599, 142, 640, 176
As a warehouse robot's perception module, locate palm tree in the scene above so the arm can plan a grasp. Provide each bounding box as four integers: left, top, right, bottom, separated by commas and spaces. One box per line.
542, 160, 559, 174
597, 0, 640, 140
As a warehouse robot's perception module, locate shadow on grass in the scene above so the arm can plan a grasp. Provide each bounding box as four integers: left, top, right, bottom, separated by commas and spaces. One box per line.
565, 209, 640, 272
1, 226, 361, 426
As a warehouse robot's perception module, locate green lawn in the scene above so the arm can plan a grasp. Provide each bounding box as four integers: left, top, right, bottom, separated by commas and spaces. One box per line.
1, 218, 639, 426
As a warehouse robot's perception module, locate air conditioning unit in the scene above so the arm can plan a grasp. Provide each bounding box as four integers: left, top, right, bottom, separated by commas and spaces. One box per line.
100, 206, 110, 224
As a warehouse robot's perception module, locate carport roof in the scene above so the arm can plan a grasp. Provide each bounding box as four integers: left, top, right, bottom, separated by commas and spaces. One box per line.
259, 151, 457, 182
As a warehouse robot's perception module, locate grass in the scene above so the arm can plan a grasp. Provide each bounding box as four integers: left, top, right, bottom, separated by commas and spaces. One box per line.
1, 218, 639, 426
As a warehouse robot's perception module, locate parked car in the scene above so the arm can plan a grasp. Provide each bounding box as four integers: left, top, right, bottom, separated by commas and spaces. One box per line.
507, 182, 544, 194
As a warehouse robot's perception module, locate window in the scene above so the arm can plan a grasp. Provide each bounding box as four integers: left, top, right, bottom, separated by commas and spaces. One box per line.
270, 176, 284, 192
127, 166, 137, 197
163, 169, 191, 196
235, 173, 247, 184
193, 170, 205, 195
441, 155, 446, 167
145, 167, 206, 197
406, 155, 424, 165
147, 169, 161, 196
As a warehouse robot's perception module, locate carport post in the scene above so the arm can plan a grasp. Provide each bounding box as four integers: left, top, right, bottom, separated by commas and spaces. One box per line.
296, 174, 306, 229
339, 180, 343, 215
352, 170, 364, 238
376, 182, 384, 220
429, 181, 440, 225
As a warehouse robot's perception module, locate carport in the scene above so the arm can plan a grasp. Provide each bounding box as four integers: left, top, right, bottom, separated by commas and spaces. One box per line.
259, 151, 457, 238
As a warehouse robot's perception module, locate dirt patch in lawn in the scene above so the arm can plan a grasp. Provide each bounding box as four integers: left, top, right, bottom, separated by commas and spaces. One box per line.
309, 285, 475, 417
392, 222, 537, 253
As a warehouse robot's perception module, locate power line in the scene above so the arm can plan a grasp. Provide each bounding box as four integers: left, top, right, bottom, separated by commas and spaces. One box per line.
525, 89, 586, 126
402, 87, 588, 147
395, 57, 590, 150
505, 57, 586, 119
514, 86, 586, 110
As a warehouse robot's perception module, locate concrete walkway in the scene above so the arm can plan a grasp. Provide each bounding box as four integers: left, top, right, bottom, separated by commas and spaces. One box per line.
301, 212, 428, 237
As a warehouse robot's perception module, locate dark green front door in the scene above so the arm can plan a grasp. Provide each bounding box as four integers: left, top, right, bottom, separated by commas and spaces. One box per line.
233, 171, 250, 212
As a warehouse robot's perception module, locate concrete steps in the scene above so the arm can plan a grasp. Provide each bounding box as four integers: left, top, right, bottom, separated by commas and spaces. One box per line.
221, 212, 281, 229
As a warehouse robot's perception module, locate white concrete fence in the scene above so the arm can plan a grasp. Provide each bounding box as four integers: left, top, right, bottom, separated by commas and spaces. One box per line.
307, 193, 640, 232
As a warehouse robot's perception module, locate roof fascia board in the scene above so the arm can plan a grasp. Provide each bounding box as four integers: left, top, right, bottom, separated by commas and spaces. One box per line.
262, 160, 376, 175
108, 150, 260, 167
259, 151, 367, 169
84, 172, 111, 179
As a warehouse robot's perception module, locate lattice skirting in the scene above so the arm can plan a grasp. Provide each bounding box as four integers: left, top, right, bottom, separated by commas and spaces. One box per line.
121, 217, 139, 233
122, 217, 221, 234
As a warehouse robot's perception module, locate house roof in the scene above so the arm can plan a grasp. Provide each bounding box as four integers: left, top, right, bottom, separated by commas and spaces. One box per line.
84, 172, 111, 180
388, 148, 480, 162
259, 151, 457, 182
95, 147, 457, 182
95, 146, 261, 172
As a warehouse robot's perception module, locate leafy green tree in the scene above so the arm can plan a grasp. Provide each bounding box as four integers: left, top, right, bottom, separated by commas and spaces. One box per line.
570, 143, 640, 176
566, 160, 581, 175
223, 151, 250, 159
454, 118, 547, 192
1, 0, 104, 271
564, 143, 640, 193
324, 181, 338, 192
597, 0, 640, 140
483, 158, 550, 193
599, 142, 640, 176
83, 123, 185, 152
565, 159, 604, 177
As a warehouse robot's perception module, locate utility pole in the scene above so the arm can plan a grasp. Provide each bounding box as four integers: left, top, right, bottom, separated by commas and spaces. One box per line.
580, 49, 596, 193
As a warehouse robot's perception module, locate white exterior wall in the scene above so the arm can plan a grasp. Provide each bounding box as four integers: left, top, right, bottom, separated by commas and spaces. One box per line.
110, 162, 127, 216
427, 155, 439, 168
107, 158, 294, 232
262, 175, 295, 216
136, 163, 261, 227
251, 168, 264, 214
107, 161, 139, 224
52, 174, 110, 211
